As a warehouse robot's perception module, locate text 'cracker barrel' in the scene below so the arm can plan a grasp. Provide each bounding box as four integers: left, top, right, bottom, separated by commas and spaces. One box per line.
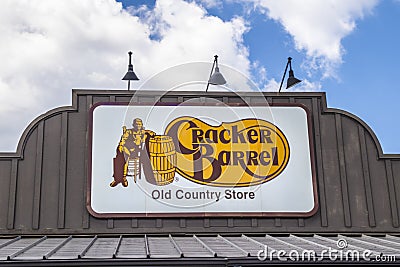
148, 135, 176, 185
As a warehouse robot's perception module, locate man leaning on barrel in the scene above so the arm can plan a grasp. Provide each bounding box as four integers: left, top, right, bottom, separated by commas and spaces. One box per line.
110, 118, 155, 187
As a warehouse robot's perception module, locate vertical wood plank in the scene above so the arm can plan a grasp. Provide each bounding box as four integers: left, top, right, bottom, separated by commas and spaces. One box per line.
358, 126, 376, 227
82, 95, 92, 229
7, 159, 18, 229
131, 219, 138, 228
58, 112, 68, 229
107, 219, 114, 229
251, 218, 258, 227
156, 219, 162, 228
32, 121, 44, 229
312, 98, 328, 227
180, 219, 186, 228
385, 160, 399, 227
335, 114, 352, 227
204, 218, 210, 228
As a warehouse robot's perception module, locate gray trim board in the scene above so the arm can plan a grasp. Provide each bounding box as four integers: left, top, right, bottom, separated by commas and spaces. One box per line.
57, 112, 68, 229
359, 124, 376, 227
7, 159, 18, 230
32, 121, 44, 230
335, 114, 352, 227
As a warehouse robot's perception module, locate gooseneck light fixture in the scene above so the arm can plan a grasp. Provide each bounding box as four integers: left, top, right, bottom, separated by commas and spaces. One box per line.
278, 57, 302, 92
206, 55, 227, 92
122, 51, 139, 90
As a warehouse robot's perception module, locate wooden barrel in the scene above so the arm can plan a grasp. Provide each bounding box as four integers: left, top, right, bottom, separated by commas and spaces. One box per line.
148, 135, 176, 185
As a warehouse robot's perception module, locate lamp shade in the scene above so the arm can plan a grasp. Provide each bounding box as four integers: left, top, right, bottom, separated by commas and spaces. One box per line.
286, 69, 301, 89
122, 67, 139, 81
208, 66, 226, 85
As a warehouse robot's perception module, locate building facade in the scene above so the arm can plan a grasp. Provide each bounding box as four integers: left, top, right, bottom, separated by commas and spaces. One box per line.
0, 90, 399, 264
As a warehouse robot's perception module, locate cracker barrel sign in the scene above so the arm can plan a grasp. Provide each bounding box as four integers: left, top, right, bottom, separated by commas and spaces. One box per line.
88, 103, 317, 217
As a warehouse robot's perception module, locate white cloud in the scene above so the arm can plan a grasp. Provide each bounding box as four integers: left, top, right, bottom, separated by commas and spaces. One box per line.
262, 79, 279, 92
245, 0, 378, 76
261, 78, 321, 93
195, 0, 222, 9
0, 0, 251, 151
292, 79, 322, 92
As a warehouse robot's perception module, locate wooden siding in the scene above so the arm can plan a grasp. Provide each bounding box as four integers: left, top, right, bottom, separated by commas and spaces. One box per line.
0, 90, 399, 234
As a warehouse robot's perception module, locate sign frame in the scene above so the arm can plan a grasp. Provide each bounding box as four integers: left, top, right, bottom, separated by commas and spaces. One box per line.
86, 101, 319, 218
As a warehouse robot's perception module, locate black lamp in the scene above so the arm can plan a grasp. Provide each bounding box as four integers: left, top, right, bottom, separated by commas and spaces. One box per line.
122, 51, 139, 90
278, 57, 302, 92
206, 55, 226, 92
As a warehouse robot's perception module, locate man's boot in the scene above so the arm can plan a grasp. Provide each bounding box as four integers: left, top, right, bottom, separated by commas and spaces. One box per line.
110, 180, 119, 187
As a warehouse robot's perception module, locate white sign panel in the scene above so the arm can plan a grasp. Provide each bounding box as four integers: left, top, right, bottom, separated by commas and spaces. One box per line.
87, 103, 318, 217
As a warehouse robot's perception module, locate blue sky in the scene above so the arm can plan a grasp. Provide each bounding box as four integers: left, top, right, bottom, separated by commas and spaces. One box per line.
0, 0, 398, 153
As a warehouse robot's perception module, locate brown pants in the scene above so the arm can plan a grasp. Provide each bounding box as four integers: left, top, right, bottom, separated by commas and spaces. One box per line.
112, 148, 126, 185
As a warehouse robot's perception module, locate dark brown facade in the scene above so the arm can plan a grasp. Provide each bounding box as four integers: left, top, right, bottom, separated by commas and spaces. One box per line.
0, 90, 399, 235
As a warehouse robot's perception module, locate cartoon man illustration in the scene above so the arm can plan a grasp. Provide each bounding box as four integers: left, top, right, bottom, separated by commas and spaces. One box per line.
110, 118, 155, 187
